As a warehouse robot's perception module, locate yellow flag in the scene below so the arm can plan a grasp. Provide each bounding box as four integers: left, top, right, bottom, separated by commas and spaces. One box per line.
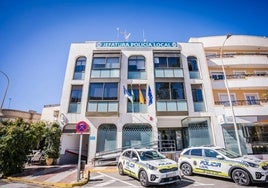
139, 85, 145, 104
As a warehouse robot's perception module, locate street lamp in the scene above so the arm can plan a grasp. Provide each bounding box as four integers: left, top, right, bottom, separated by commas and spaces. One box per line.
0, 70, 10, 109
220, 34, 243, 156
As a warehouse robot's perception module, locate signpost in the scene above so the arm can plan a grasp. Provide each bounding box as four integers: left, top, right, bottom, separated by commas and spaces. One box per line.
76, 121, 89, 181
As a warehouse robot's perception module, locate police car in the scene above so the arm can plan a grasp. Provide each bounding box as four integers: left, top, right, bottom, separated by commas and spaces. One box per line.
178, 146, 268, 186
118, 148, 181, 187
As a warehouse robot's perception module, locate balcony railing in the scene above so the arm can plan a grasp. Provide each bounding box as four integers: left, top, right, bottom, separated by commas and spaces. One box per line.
215, 99, 268, 106
211, 73, 268, 80
155, 68, 183, 78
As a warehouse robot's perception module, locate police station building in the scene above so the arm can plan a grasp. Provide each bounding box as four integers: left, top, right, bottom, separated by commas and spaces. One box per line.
58, 36, 268, 164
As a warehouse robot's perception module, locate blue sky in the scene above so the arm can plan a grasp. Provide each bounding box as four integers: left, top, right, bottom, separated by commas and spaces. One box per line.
0, 0, 268, 113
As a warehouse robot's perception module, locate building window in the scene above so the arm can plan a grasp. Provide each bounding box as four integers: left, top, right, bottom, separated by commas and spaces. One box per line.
128, 55, 146, 79
154, 57, 180, 68
126, 85, 147, 113
187, 56, 200, 79
191, 85, 205, 112
91, 53, 120, 78
96, 124, 117, 153
89, 83, 118, 100
87, 83, 118, 113
156, 82, 184, 100
211, 72, 224, 80
73, 57, 86, 80
219, 94, 236, 106
153, 52, 182, 78
68, 85, 82, 113
245, 94, 259, 105
92, 57, 119, 69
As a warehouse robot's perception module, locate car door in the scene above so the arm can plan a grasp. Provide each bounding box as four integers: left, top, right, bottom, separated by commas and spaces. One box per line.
122, 150, 133, 175
189, 148, 204, 174
202, 149, 229, 177
129, 150, 140, 178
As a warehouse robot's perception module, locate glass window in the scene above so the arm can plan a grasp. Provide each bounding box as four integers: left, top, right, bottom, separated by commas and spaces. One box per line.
192, 88, 203, 102
156, 82, 170, 99
123, 150, 131, 158
89, 83, 118, 100
128, 56, 145, 71
204, 149, 218, 158
154, 57, 180, 68
68, 85, 82, 113
156, 82, 184, 100
92, 57, 119, 69
191, 149, 202, 156
187, 56, 198, 71
73, 57, 86, 80
211, 72, 224, 80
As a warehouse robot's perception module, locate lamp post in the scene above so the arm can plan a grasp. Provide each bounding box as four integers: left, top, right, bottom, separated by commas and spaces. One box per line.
220, 34, 242, 156
0, 70, 10, 109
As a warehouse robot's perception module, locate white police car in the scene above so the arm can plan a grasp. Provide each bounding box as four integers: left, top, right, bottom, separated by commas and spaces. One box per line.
118, 148, 181, 187
178, 146, 268, 186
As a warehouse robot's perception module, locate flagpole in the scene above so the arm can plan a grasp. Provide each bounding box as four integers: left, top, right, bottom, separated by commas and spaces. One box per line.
131, 84, 134, 114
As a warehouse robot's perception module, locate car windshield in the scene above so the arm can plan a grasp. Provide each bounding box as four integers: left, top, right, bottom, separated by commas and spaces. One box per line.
138, 150, 166, 161
216, 148, 240, 158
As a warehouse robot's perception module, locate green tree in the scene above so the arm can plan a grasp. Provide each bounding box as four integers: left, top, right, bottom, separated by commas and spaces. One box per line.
0, 119, 61, 176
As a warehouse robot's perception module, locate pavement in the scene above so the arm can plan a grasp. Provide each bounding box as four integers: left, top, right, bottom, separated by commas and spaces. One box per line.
6, 164, 118, 187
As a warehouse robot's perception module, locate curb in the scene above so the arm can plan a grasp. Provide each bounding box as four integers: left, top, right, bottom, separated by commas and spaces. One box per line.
7, 170, 90, 188
7, 168, 118, 187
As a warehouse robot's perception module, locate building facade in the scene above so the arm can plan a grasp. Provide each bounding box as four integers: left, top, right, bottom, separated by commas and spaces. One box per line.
190, 35, 268, 158
58, 36, 268, 164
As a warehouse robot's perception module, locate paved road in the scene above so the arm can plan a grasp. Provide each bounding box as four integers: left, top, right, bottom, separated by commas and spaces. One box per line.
80, 172, 268, 188
0, 179, 49, 188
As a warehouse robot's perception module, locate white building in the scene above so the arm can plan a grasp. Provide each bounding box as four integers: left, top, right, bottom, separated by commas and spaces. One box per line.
58, 36, 268, 164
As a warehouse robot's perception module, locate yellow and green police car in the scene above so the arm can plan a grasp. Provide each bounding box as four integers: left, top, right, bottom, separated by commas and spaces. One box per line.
178, 146, 268, 186
118, 148, 181, 187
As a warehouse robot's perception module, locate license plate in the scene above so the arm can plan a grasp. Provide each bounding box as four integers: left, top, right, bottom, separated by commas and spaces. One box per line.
166, 172, 176, 178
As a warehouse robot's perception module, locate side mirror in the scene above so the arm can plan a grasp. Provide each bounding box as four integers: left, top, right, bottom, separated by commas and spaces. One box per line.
132, 157, 138, 162
216, 155, 224, 160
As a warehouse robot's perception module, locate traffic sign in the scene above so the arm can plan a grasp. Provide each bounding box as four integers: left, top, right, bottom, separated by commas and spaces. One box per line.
76, 121, 89, 133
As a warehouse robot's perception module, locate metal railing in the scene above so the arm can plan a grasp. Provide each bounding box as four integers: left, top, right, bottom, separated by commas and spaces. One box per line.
215, 99, 268, 106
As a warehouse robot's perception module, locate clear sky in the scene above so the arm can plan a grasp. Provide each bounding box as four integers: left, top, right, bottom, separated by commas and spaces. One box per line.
0, 0, 267, 113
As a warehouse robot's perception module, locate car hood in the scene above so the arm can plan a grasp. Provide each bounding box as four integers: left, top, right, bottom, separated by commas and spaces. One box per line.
145, 158, 177, 168
236, 156, 268, 166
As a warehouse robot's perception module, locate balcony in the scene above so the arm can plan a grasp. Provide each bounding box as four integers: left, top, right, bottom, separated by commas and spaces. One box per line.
86, 101, 119, 116
211, 73, 268, 89
128, 71, 147, 79
156, 100, 188, 116
91, 69, 120, 78
155, 68, 183, 78
194, 101, 205, 112
127, 102, 147, 113
208, 54, 268, 67
215, 98, 268, 106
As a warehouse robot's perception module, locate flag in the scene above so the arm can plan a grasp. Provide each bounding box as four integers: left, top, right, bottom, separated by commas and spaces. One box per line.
139, 85, 145, 104
123, 86, 133, 103
131, 89, 135, 102
148, 85, 153, 106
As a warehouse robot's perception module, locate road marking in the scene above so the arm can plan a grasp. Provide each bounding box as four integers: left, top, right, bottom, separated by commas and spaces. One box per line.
90, 174, 104, 180
95, 179, 116, 187
182, 179, 214, 186
97, 172, 139, 187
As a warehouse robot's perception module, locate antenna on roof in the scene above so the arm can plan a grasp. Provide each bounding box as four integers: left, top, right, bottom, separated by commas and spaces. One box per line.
120, 30, 131, 41
116, 27, 131, 41
143, 29, 146, 42
116, 27, 120, 41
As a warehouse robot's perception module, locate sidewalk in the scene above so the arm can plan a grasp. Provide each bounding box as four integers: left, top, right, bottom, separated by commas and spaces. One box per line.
7, 164, 118, 187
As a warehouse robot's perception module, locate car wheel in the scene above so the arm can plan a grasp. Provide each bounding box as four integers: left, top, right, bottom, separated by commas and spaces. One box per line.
231, 169, 251, 186
181, 163, 193, 176
139, 170, 149, 187
118, 163, 125, 175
